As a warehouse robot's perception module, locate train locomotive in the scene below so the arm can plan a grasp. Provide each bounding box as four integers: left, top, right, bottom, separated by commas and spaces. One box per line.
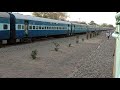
0, 12, 113, 44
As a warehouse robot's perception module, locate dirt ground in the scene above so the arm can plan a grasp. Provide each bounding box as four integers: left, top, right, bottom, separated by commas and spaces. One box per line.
0, 31, 115, 78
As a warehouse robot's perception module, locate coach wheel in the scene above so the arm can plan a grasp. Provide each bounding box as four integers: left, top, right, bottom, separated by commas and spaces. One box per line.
0, 40, 2, 47
90, 33, 92, 38
7, 39, 16, 45
0, 40, 2, 44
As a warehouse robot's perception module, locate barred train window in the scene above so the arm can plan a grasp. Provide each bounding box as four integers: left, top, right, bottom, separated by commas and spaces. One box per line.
3, 24, 8, 29
53, 27, 55, 29
39, 26, 41, 29
42, 27, 44, 29
33, 26, 35, 29
18, 25, 21, 29
44, 27, 46, 29
36, 26, 38, 29
49, 27, 51, 29
29, 26, 32, 29
22, 25, 24, 29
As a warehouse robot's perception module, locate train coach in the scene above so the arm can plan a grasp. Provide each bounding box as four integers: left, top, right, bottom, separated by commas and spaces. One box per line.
12, 13, 72, 38
0, 12, 113, 45
71, 23, 88, 34
0, 12, 10, 43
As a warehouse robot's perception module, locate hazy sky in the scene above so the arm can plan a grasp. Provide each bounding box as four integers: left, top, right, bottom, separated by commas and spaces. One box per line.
13, 12, 116, 26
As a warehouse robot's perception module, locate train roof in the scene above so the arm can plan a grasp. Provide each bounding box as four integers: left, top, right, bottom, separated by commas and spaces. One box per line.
12, 13, 71, 24
71, 22, 88, 26
0, 12, 10, 18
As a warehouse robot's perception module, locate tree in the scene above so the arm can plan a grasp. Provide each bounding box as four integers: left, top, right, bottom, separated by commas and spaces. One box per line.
101, 23, 108, 27
88, 21, 97, 25
79, 21, 87, 25
107, 24, 114, 28
32, 12, 68, 20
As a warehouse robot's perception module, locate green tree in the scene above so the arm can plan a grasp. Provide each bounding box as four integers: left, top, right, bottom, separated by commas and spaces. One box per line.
107, 24, 114, 28
101, 23, 108, 27
88, 21, 97, 25
79, 21, 87, 25
32, 12, 68, 20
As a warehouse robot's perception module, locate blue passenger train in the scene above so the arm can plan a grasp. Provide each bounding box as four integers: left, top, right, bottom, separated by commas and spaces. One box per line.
0, 12, 113, 44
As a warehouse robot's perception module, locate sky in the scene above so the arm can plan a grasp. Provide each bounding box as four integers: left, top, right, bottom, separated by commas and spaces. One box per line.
13, 12, 116, 27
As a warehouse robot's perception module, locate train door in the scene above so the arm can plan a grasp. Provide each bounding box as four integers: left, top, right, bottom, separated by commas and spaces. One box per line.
68, 24, 70, 35
70, 24, 72, 35
72, 25, 75, 35
70, 24, 74, 35
24, 20, 29, 37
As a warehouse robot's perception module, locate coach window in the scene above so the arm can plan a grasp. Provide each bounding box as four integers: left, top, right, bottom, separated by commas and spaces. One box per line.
18, 25, 21, 29
49, 27, 51, 29
33, 26, 35, 29
44, 26, 46, 30
3, 24, 8, 30
42, 26, 44, 30
22, 25, 24, 30
39, 26, 41, 30
50, 27, 52, 29
51, 27, 53, 29
36, 26, 38, 29
29, 25, 32, 30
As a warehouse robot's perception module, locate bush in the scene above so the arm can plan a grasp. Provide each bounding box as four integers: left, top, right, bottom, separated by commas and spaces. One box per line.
53, 42, 60, 51
68, 43, 71, 47
82, 38, 84, 42
55, 47, 59, 51
76, 40, 79, 44
31, 49, 38, 59
76, 36, 79, 44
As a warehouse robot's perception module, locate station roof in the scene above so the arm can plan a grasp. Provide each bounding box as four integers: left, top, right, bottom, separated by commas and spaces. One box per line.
12, 13, 71, 24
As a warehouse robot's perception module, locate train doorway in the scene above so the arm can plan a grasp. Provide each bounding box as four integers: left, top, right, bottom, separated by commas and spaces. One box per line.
71, 25, 75, 35
24, 20, 29, 37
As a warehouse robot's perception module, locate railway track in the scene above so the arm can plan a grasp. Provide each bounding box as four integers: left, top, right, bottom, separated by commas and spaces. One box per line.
0, 33, 83, 48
